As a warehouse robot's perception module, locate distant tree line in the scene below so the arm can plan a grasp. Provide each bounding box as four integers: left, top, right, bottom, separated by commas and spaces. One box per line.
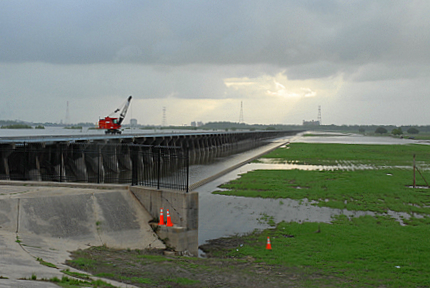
374, 126, 420, 135
0, 119, 428, 134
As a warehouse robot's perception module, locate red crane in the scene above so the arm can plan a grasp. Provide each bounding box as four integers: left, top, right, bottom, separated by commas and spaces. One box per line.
98, 96, 132, 134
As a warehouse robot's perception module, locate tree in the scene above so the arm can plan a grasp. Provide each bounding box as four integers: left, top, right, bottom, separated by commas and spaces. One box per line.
407, 127, 419, 134
375, 127, 387, 134
358, 128, 365, 134
391, 128, 403, 136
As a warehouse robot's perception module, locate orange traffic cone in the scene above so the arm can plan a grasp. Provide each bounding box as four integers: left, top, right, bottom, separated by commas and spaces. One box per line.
266, 237, 272, 250
158, 208, 165, 226
166, 209, 174, 227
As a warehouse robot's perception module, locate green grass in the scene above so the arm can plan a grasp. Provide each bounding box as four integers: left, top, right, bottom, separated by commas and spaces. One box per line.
229, 215, 430, 287
36, 257, 57, 268
213, 142, 430, 286
219, 143, 430, 214
61, 269, 91, 280
261, 143, 430, 166
95, 273, 155, 285
216, 168, 430, 214
257, 213, 276, 226
68, 257, 98, 269
24, 275, 114, 288
136, 254, 171, 262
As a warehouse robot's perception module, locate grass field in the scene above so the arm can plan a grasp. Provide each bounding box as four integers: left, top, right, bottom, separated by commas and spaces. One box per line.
213, 143, 430, 287
227, 215, 430, 287
259, 143, 430, 166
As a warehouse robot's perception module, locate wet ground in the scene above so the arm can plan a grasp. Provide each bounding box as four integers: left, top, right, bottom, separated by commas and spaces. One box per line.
66, 245, 333, 288
195, 132, 424, 246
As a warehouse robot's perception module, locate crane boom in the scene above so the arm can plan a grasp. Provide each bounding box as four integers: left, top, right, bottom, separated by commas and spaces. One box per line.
118, 96, 132, 125
98, 95, 133, 134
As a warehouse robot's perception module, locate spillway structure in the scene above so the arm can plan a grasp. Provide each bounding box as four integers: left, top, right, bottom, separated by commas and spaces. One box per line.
0, 130, 300, 191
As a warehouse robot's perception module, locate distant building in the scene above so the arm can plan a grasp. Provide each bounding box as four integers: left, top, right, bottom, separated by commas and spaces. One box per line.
303, 120, 320, 126
191, 121, 203, 127
130, 118, 138, 126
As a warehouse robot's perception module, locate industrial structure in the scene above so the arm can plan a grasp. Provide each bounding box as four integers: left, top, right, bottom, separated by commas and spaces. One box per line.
98, 96, 132, 134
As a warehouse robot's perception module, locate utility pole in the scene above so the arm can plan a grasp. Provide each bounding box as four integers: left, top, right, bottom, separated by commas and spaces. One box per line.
65, 101, 70, 125
239, 101, 244, 124
162, 107, 166, 127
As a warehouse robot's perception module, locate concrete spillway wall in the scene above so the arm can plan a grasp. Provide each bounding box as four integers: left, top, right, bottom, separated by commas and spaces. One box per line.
0, 130, 300, 187
0, 181, 199, 257
130, 186, 199, 255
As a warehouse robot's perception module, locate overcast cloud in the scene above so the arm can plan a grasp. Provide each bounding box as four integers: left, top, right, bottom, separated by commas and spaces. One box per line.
1, 0, 429, 126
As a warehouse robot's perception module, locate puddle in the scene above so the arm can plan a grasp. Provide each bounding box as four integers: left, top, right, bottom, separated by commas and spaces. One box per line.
196, 163, 420, 245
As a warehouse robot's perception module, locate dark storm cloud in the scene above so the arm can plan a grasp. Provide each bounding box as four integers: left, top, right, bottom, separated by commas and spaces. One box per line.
2, 0, 429, 80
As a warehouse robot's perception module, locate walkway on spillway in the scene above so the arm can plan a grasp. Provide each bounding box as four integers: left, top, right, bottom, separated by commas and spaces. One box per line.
0, 130, 299, 144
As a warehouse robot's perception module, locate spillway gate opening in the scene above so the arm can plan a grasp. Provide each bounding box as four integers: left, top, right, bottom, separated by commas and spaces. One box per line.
0, 143, 190, 192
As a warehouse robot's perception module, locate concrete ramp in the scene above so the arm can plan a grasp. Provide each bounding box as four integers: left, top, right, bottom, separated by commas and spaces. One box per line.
0, 183, 165, 281
17, 188, 163, 249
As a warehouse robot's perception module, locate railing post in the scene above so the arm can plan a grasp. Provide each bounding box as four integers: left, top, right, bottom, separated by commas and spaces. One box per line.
97, 146, 101, 184
157, 148, 161, 190
131, 146, 137, 186
24, 142, 27, 180
59, 145, 63, 182
186, 147, 189, 193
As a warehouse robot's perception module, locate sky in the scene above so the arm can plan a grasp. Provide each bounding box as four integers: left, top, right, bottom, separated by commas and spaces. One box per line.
1, 0, 429, 126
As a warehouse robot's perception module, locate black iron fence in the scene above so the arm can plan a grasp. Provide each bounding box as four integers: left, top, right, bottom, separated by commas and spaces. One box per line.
0, 143, 189, 192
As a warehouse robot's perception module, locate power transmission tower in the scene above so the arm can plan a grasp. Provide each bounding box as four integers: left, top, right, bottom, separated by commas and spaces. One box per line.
162, 107, 166, 127
239, 101, 244, 123
65, 101, 70, 125
317, 105, 322, 125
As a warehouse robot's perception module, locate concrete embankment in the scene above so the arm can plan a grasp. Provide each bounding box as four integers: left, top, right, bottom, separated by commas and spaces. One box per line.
0, 181, 169, 285
0, 182, 164, 249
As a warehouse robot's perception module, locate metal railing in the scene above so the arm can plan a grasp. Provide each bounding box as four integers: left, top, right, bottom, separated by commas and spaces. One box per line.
0, 143, 189, 192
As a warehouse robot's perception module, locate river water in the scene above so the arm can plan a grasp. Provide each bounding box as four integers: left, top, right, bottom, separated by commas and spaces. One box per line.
195, 132, 426, 246
0, 125, 202, 137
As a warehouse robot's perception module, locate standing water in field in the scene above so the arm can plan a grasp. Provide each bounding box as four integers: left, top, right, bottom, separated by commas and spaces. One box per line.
195, 132, 421, 246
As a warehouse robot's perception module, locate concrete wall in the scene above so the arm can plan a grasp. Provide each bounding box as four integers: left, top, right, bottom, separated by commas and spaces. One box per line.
0, 181, 199, 256
130, 186, 199, 256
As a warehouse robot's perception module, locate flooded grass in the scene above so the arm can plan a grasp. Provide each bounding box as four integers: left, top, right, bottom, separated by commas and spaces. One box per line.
209, 142, 430, 286
215, 169, 430, 215
261, 143, 430, 166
